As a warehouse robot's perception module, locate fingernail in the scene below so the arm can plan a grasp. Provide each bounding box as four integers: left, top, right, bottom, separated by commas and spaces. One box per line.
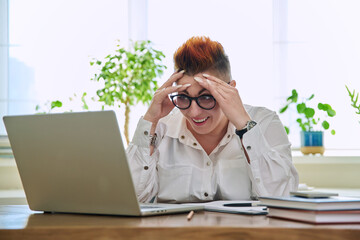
179, 70, 185, 74
203, 73, 210, 78
176, 84, 183, 88
207, 79, 212, 85
194, 77, 203, 83
183, 83, 191, 87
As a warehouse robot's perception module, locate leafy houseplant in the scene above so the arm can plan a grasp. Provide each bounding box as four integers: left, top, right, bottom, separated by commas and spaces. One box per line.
35, 92, 91, 114
35, 100, 63, 113
91, 40, 166, 144
345, 85, 360, 123
279, 89, 336, 155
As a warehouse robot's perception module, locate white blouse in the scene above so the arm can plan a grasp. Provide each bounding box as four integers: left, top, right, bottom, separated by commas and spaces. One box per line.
126, 105, 299, 203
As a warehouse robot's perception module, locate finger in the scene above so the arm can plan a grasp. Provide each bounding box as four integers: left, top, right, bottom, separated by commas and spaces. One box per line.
156, 83, 191, 100
174, 83, 192, 92
202, 75, 236, 97
206, 80, 227, 97
200, 77, 237, 105
200, 75, 234, 95
206, 80, 228, 101
194, 77, 226, 102
193, 76, 214, 93
202, 73, 230, 87
208, 80, 234, 95
155, 87, 166, 94
160, 70, 186, 89
193, 76, 230, 96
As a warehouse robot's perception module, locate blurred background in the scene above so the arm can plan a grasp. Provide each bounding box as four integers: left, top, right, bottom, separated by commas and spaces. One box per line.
1, 0, 360, 150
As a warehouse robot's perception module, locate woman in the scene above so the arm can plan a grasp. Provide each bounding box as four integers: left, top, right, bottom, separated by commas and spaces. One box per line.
127, 36, 298, 203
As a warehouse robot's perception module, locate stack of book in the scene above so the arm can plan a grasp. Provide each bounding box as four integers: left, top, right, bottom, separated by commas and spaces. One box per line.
259, 192, 360, 224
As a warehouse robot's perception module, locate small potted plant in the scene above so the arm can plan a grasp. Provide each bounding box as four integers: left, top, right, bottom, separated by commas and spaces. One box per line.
91, 40, 167, 144
36, 40, 166, 145
279, 89, 336, 155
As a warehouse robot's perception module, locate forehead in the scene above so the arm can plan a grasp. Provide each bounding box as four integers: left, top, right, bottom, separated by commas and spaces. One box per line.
177, 69, 225, 85
177, 74, 197, 85
176, 75, 208, 96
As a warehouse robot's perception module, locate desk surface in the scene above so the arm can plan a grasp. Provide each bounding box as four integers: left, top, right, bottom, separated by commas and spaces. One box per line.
1, 205, 360, 240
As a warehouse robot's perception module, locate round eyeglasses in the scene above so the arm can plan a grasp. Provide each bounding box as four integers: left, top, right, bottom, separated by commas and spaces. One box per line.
170, 94, 216, 110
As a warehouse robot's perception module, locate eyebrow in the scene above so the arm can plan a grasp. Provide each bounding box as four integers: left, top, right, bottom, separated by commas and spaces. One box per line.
180, 88, 208, 96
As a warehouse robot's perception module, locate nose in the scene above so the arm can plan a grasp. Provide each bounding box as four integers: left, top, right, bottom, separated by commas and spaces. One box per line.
187, 100, 203, 117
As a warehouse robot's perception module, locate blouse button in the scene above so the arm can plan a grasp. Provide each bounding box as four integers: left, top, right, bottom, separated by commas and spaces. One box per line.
207, 161, 211, 166
181, 135, 185, 139
227, 134, 230, 138
193, 142, 197, 146
144, 131, 149, 136
246, 146, 252, 150
204, 192, 209, 197
144, 166, 149, 170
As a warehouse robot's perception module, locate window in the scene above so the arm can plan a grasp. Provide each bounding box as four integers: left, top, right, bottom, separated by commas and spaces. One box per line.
285, 0, 360, 149
1, 0, 359, 150
148, 0, 274, 107
0, 0, 128, 135
147, 0, 360, 150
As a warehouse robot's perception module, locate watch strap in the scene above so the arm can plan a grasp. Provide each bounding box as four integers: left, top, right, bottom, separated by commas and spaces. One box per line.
235, 128, 247, 139
235, 120, 257, 139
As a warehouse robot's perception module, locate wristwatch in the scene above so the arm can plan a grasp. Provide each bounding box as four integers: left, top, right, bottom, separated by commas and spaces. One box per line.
235, 120, 257, 139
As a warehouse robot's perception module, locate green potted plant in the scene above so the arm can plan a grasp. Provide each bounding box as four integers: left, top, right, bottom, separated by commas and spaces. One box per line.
345, 85, 360, 123
35, 92, 91, 114
36, 40, 166, 144
91, 40, 166, 144
279, 89, 336, 155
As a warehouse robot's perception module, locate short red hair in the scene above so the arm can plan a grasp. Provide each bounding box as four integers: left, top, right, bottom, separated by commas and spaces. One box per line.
173, 36, 231, 79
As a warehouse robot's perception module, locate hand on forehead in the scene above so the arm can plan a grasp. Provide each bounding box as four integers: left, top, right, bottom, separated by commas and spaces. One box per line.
177, 70, 229, 86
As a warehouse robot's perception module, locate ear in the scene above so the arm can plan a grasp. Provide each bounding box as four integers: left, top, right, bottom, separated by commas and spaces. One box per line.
229, 80, 236, 87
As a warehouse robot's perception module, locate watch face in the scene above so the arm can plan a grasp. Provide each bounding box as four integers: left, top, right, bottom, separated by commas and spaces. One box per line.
247, 120, 257, 130
236, 120, 257, 139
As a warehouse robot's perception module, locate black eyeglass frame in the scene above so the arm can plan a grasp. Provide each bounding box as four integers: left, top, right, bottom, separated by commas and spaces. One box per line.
170, 94, 217, 110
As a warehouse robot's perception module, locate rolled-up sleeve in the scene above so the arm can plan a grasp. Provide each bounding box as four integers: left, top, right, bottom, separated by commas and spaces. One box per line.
243, 108, 299, 197
126, 117, 159, 203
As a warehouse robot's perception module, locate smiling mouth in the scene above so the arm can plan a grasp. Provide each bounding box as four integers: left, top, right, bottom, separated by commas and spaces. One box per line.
192, 117, 209, 123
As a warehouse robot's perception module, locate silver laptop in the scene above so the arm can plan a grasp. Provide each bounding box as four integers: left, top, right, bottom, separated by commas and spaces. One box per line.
3, 111, 202, 216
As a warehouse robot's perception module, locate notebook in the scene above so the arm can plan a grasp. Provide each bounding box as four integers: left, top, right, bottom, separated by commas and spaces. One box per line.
259, 196, 360, 211
267, 207, 360, 224
3, 111, 202, 216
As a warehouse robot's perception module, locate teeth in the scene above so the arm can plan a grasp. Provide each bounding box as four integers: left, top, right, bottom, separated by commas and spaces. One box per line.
193, 117, 208, 123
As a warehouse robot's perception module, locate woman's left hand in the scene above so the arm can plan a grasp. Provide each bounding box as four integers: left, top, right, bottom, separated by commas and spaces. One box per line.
194, 74, 251, 130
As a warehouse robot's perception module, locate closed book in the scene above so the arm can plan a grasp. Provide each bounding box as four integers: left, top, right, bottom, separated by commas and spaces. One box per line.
258, 196, 360, 211
268, 207, 360, 224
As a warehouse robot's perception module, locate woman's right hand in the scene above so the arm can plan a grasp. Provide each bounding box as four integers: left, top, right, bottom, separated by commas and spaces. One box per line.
143, 70, 190, 124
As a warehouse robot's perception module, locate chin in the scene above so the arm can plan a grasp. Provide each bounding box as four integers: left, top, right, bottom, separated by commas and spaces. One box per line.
192, 128, 210, 135
188, 121, 213, 135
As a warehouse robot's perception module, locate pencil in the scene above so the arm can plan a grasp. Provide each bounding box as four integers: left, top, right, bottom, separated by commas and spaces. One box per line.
187, 210, 194, 221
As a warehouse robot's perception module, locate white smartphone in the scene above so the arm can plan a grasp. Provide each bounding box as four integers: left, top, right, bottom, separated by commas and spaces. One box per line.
290, 191, 339, 198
